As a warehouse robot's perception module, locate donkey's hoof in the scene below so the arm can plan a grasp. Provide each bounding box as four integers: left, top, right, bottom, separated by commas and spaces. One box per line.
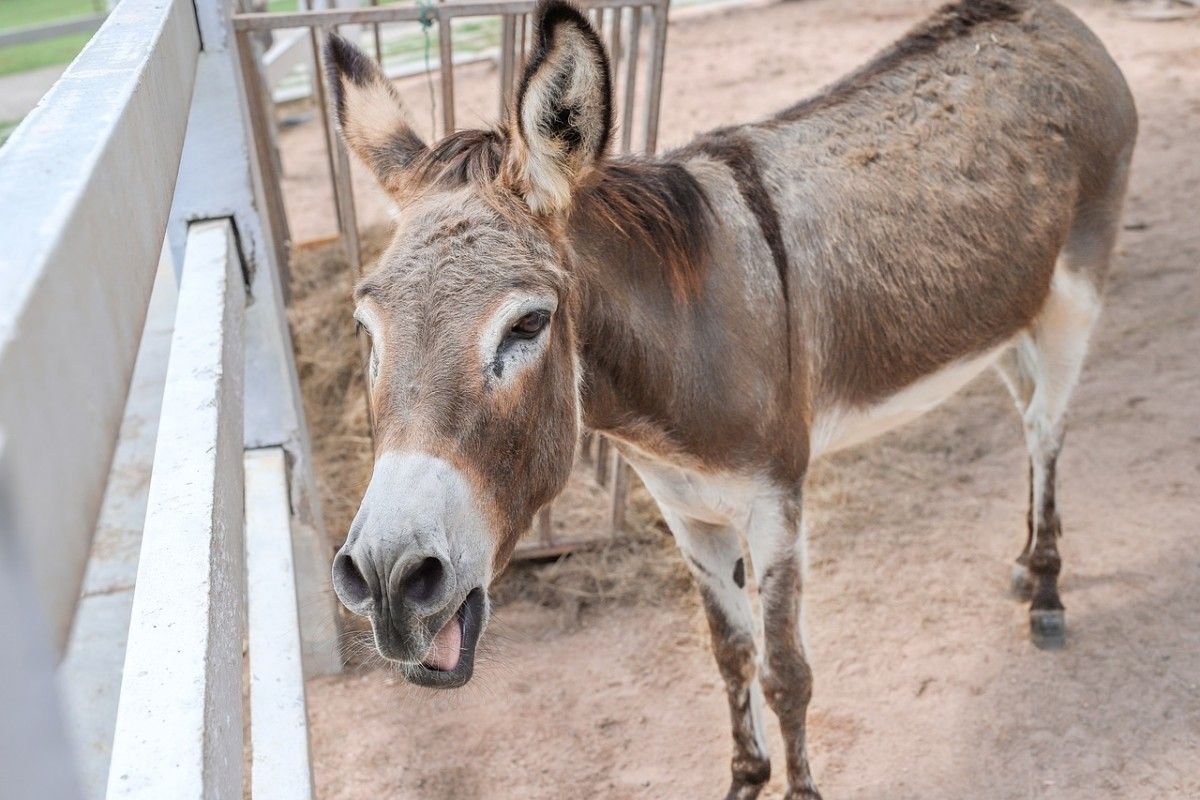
725, 761, 770, 800
1030, 608, 1066, 649
725, 782, 765, 800
1010, 562, 1033, 600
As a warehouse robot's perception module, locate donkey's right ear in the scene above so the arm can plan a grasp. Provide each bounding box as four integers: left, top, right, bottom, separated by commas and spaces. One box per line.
324, 33, 428, 197
507, 1, 612, 215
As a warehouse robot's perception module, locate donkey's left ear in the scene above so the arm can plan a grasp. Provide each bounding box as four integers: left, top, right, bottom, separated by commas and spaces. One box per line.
324, 32, 428, 198
509, 1, 612, 214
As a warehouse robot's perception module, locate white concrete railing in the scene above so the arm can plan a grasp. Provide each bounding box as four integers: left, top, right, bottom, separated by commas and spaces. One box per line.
0, 0, 200, 654
105, 219, 247, 800
0, 2, 327, 798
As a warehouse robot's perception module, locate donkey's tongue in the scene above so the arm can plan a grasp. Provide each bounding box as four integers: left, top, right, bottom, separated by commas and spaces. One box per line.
423, 614, 463, 671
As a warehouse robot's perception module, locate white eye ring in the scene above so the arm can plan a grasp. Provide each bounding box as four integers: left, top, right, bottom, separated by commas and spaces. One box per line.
480, 294, 557, 383
354, 304, 384, 387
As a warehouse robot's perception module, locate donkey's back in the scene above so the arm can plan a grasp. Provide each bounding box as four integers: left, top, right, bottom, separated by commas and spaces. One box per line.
687, 0, 1136, 417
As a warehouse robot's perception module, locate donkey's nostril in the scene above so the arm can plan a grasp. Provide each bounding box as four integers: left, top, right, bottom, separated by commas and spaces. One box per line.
333, 552, 372, 609
398, 556, 447, 606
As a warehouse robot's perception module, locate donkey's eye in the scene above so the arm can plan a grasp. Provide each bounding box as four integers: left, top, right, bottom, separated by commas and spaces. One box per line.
509, 310, 550, 340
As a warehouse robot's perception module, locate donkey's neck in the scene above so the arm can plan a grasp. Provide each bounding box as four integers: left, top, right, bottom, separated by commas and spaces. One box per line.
568, 211, 688, 444
566, 201, 799, 475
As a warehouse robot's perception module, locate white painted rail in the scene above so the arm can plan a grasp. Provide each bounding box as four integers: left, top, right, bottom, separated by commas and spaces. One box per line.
0, 436, 83, 800
0, 0, 200, 650
1, 1, 336, 797
245, 447, 316, 800
105, 219, 246, 800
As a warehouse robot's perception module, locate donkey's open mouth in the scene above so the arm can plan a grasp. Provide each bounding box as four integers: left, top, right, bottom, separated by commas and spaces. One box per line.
406, 588, 487, 689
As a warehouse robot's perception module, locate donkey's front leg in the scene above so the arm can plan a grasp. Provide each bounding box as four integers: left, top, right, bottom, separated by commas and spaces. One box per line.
662, 509, 771, 800
748, 498, 822, 800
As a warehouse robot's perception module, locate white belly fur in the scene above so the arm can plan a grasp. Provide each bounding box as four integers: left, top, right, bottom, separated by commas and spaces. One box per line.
619, 340, 1013, 522
810, 340, 1012, 458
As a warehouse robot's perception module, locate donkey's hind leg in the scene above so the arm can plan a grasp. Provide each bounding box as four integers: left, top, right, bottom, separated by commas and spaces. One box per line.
995, 265, 1103, 647
662, 509, 771, 800
995, 349, 1037, 601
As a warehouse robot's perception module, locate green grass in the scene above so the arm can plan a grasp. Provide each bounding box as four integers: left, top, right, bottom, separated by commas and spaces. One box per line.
0, 32, 92, 76
0, 0, 107, 77
0, 0, 102, 30
0, 118, 20, 146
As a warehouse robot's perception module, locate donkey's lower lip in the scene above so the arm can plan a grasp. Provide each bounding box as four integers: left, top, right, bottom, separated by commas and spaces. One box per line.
406, 588, 485, 689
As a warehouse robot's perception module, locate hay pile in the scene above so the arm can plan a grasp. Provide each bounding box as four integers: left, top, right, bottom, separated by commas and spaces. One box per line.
285, 228, 691, 613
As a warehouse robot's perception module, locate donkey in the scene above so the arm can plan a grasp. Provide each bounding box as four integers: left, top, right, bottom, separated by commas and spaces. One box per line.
324, 0, 1135, 795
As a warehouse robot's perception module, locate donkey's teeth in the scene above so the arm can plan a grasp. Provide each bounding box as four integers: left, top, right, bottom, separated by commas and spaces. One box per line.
423, 615, 463, 671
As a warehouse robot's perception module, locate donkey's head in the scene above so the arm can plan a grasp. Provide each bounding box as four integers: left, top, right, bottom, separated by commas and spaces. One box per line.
325, 1, 612, 687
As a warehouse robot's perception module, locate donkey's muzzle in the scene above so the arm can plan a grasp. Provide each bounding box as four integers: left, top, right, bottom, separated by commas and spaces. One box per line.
333, 450, 495, 685
332, 542, 487, 686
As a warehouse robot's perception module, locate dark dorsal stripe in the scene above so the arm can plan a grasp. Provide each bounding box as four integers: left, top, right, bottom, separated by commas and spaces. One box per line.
691, 134, 793, 375
775, 1, 1024, 122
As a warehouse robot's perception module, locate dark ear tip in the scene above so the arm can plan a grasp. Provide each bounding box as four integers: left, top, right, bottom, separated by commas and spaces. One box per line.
323, 32, 350, 70
323, 31, 373, 87
534, 0, 593, 34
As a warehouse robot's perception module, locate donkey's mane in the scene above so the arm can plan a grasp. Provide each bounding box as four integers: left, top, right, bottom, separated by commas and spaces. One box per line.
408, 127, 713, 297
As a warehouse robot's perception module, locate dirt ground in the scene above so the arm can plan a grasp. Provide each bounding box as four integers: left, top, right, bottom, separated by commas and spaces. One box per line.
282, 1, 1200, 797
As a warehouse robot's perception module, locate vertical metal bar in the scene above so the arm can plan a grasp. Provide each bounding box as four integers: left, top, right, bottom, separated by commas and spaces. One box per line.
606, 5, 623, 142
331, 136, 363, 276
580, 430, 595, 464
369, 0, 383, 63
536, 505, 553, 546
499, 13, 516, 118
595, 435, 611, 487
620, 6, 642, 154
438, 11, 455, 135
607, 6, 622, 76
251, 32, 286, 188
643, 0, 669, 154
309, 27, 344, 241
237, 29, 292, 291
316, 29, 363, 273
609, 451, 628, 536
518, 13, 527, 62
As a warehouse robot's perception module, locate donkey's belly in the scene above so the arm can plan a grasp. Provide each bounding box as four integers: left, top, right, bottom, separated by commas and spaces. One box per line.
810, 341, 1012, 458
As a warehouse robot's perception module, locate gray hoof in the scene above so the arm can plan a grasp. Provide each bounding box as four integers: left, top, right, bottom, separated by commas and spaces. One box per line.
1010, 562, 1033, 600
1030, 608, 1066, 649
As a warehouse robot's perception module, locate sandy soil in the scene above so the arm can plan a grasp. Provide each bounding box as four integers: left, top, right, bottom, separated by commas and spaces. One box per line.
286, 1, 1200, 797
